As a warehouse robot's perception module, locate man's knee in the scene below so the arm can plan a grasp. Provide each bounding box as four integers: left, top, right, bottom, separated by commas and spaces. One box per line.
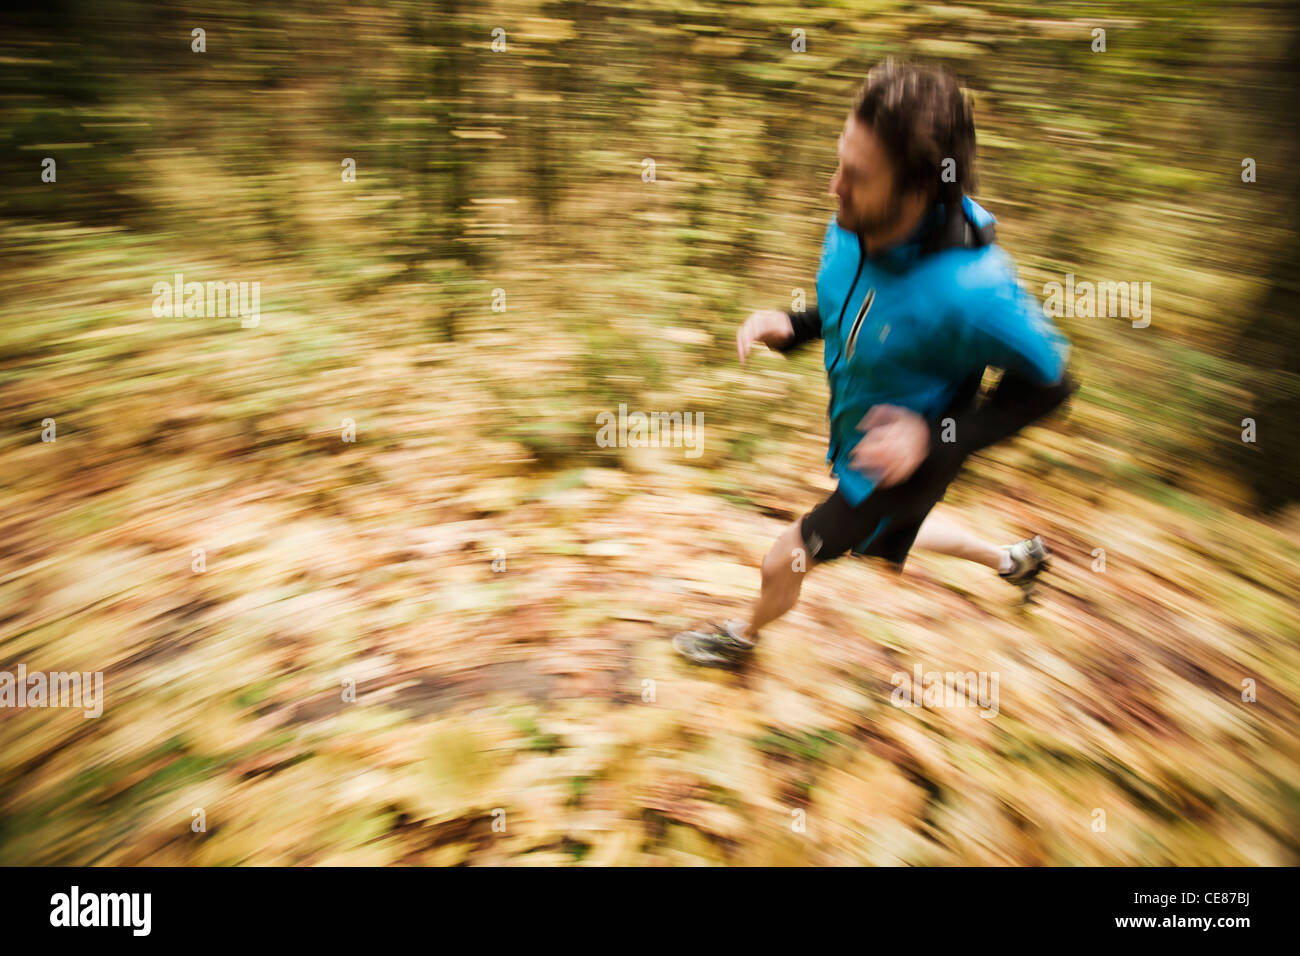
762, 521, 811, 585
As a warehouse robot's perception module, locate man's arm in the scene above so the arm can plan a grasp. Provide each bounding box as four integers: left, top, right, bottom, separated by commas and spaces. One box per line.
770, 304, 822, 354
928, 269, 1076, 473
927, 368, 1077, 477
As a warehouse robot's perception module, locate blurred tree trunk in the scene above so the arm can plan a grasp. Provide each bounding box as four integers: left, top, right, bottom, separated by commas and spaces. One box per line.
1229, 14, 1300, 511
407, 0, 479, 341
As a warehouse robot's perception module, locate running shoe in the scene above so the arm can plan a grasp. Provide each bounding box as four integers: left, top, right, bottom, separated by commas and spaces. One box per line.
672, 619, 755, 668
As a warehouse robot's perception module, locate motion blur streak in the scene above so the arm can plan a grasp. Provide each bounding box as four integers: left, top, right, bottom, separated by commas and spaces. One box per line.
0, 1, 1296, 865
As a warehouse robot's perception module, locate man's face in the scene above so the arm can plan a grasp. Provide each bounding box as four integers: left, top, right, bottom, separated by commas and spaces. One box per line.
830, 114, 906, 236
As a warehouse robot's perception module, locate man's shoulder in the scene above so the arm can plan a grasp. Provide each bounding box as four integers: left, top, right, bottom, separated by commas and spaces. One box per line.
913, 198, 1010, 288
915, 240, 1018, 308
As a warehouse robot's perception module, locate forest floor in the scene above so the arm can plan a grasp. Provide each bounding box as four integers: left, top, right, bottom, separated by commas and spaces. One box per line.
2, 226, 1297, 866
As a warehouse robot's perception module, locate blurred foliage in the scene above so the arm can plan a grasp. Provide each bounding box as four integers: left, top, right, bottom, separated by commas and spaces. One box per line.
3, 0, 1296, 505
0, 1, 1297, 865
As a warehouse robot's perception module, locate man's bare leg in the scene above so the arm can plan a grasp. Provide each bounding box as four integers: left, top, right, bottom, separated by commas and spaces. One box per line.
740, 518, 811, 640
742, 512, 1002, 640
671, 518, 811, 664
912, 510, 1006, 571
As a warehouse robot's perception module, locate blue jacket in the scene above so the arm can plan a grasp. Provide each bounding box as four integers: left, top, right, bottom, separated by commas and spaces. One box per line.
783, 197, 1072, 506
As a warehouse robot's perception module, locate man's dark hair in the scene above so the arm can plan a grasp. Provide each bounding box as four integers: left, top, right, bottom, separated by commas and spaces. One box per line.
852, 61, 978, 204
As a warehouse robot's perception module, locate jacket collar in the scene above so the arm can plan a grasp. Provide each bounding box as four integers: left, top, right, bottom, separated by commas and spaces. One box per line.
861, 201, 946, 273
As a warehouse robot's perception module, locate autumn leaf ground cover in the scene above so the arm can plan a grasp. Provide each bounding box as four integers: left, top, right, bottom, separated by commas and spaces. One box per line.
1, 218, 1296, 866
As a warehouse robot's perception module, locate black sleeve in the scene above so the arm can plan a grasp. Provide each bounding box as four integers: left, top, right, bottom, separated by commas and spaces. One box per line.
927, 369, 1078, 476
771, 305, 823, 354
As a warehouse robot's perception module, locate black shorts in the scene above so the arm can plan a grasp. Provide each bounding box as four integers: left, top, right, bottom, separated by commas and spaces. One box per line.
799, 454, 960, 569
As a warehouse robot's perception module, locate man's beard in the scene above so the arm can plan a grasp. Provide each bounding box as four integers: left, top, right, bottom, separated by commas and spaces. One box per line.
840, 192, 906, 238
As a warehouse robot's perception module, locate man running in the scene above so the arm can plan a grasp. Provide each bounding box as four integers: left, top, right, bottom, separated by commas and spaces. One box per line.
674, 61, 1077, 668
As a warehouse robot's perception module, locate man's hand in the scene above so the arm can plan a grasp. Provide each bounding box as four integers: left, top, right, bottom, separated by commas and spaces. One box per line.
736, 309, 795, 365
850, 404, 930, 487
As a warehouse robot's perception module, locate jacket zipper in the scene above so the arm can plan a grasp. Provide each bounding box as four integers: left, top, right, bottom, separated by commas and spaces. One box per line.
827, 234, 865, 375
844, 288, 875, 361
826, 233, 865, 461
